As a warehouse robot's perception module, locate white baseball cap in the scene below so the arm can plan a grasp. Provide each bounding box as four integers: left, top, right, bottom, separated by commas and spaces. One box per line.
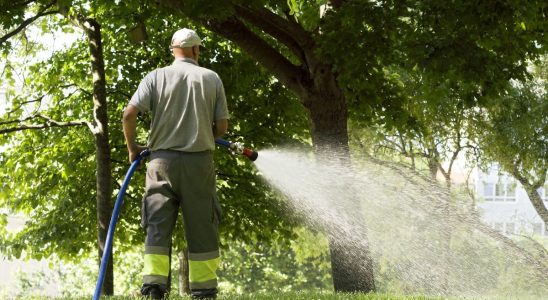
170, 28, 202, 49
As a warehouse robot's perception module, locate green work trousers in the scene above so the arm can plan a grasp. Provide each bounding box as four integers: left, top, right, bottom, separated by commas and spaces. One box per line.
141, 150, 221, 291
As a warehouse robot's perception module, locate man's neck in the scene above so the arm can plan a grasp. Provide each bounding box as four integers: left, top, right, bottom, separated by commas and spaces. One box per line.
175, 54, 197, 62
174, 57, 198, 66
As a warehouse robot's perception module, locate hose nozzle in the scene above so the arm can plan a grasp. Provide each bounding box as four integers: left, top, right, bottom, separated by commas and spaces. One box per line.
215, 139, 258, 161
242, 146, 259, 161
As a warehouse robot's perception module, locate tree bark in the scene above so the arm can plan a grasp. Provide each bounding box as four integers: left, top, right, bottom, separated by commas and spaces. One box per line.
304, 71, 375, 292
83, 18, 114, 295
178, 248, 191, 295
520, 182, 548, 227
510, 165, 548, 228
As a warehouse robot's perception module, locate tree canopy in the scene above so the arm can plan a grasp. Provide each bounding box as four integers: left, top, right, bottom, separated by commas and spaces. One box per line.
1, 0, 547, 295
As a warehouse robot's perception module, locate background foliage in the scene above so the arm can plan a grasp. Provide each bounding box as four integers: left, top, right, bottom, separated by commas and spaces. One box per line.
1, 0, 547, 297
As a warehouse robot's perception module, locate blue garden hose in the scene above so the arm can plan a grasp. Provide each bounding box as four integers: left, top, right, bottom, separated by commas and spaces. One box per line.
215, 138, 231, 148
92, 139, 256, 299
93, 149, 150, 300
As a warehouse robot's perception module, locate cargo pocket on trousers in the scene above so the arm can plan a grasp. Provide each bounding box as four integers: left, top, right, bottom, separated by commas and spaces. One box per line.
212, 195, 222, 224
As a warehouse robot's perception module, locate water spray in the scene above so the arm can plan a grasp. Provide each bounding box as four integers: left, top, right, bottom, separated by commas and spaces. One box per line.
215, 138, 258, 161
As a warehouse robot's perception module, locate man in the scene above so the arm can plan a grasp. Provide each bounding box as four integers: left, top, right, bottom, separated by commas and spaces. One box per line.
123, 28, 229, 299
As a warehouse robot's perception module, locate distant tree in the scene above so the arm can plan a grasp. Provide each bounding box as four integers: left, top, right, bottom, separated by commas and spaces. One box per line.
351, 67, 477, 188
474, 58, 548, 227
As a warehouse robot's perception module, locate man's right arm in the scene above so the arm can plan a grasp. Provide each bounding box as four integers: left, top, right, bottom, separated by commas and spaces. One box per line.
123, 104, 146, 163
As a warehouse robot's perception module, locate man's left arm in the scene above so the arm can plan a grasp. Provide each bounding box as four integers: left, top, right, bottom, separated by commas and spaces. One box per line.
213, 75, 229, 139
213, 118, 228, 138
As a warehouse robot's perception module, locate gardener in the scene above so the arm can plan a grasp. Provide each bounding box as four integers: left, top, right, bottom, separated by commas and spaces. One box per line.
122, 28, 229, 299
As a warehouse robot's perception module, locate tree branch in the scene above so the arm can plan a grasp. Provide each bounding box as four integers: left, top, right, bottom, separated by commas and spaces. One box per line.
205, 17, 307, 97
0, 1, 58, 46
328, 0, 346, 10
106, 89, 131, 100
8, 98, 43, 113
446, 147, 461, 177
234, 5, 314, 65
383, 136, 405, 154
6, 84, 85, 115
6, 0, 38, 7
511, 163, 548, 226
151, 0, 313, 97
0, 114, 90, 134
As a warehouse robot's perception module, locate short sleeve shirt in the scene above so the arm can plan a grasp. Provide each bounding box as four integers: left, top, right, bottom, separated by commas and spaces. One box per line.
130, 58, 229, 152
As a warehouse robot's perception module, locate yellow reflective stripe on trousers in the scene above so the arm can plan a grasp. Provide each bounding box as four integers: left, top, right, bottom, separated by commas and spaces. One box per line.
189, 257, 220, 283
143, 254, 170, 276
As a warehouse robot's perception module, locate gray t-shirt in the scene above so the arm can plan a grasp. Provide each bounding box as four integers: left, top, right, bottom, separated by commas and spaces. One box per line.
130, 58, 229, 152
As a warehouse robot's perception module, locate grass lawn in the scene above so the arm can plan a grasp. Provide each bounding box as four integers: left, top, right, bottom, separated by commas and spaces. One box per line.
21, 292, 445, 300
169, 292, 440, 300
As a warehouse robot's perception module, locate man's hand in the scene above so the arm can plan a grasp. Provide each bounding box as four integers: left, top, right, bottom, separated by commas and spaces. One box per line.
128, 144, 148, 164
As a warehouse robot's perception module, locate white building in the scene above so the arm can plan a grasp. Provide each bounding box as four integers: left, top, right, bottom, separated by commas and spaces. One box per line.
475, 164, 548, 237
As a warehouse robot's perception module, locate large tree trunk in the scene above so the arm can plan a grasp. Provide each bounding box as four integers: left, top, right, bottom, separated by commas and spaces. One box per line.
83, 18, 114, 295
304, 68, 375, 292
313, 120, 376, 292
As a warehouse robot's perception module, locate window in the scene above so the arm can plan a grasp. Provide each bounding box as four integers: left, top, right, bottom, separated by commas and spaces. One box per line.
505, 182, 516, 201
537, 185, 548, 201
483, 182, 495, 201
495, 183, 505, 197
483, 180, 516, 202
